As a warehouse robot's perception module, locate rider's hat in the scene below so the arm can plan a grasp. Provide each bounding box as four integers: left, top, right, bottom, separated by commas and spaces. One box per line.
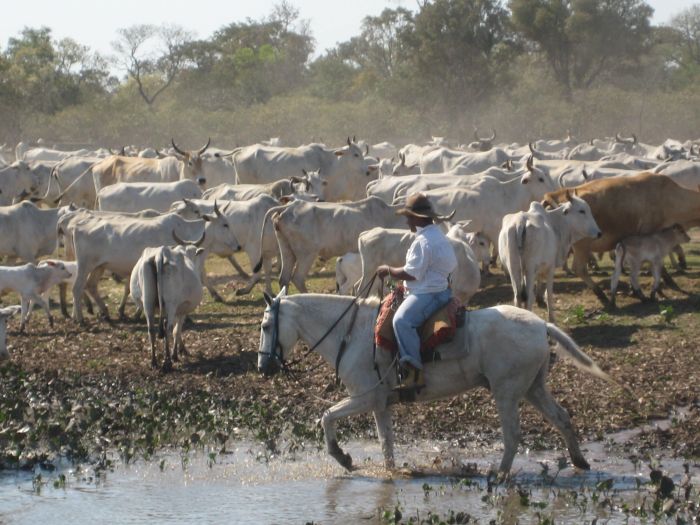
396, 192, 456, 222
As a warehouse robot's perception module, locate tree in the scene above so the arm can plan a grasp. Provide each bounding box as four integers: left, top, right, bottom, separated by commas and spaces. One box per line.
112, 24, 193, 107
670, 5, 700, 67
401, 0, 514, 111
510, 0, 653, 96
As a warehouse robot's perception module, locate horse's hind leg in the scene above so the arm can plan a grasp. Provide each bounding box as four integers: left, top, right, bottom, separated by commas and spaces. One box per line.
525, 378, 589, 470
373, 408, 395, 469
494, 394, 521, 474
321, 396, 375, 471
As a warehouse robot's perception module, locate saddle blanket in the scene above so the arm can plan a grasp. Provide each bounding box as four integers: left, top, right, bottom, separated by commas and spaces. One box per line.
374, 285, 465, 362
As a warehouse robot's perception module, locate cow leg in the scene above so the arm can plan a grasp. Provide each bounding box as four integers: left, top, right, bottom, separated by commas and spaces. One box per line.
173, 316, 188, 357
373, 408, 395, 469
321, 396, 375, 471
628, 260, 646, 301
506, 264, 521, 308
58, 283, 70, 318
201, 273, 225, 303
290, 254, 315, 293
72, 263, 91, 323
494, 394, 521, 474
18, 296, 30, 334
660, 266, 683, 292
545, 272, 556, 323
226, 254, 250, 279
85, 269, 110, 320
117, 281, 131, 320
572, 248, 610, 306
525, 378, 589, 470
162, 319, 174, 371
524, 268, 536, 312
30, 292, 53, 328
650, 259, 663, 301
535, 279, 547, 309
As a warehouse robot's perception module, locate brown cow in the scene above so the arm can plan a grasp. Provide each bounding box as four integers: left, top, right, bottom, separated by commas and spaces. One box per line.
542, 172, 700, 305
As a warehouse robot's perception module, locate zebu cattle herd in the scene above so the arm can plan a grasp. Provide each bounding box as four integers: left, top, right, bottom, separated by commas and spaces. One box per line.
0, 132, 700, 372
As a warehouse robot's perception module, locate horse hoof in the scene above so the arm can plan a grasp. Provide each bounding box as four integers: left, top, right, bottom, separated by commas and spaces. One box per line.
573, 457, 590, 470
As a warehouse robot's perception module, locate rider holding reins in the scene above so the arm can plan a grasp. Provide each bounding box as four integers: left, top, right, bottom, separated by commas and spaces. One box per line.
377, 192, 457, 392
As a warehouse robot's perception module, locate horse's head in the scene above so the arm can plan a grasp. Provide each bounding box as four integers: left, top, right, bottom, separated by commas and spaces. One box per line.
258, 286, 288, 376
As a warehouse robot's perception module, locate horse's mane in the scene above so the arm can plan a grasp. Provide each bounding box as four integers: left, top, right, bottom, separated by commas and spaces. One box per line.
287, 293, 380, 309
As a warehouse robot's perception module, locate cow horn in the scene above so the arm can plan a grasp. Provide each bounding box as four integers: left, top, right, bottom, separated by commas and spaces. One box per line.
302, 168, 308, 176
589, 138, 594, 146
352, 135, 357, 143
631, 134, 637, 145
582, 169, 589, 180
214, 199, 222, 217
473, 127, 480, 141
171, 139, 188, 156
198, 137, 211, 155
108, 148, 115, 155
365, 144, 369, 156
289, 175, 303, 184
528, 142, 535, 154
400, 153, 405, 165
488, 128, 496, 141
347, 137, 352, 146
119, 146, 126, 156
526, 155, 534, 172
557, 171, 567, 187
172, 230, 206, 247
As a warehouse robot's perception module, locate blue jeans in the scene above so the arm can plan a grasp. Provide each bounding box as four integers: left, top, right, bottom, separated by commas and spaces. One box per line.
393, 288, 452, 370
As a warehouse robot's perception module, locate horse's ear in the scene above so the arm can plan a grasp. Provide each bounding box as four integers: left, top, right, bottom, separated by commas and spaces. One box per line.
263, 292, 273, 307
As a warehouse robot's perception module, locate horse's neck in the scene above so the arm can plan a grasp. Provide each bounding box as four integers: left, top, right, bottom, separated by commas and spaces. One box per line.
290, 296, 376, 368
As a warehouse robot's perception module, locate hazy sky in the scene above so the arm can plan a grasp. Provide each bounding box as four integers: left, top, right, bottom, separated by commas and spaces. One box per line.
1, 0, 696, 59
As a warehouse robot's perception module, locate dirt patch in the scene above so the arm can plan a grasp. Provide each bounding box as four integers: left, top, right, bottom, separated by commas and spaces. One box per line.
1, 250, 699, 470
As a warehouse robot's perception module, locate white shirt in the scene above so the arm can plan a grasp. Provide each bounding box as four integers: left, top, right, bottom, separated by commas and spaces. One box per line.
403, 224, 458, 294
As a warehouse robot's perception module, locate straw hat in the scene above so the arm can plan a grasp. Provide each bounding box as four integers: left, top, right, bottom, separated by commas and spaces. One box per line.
396, 192, 456, 221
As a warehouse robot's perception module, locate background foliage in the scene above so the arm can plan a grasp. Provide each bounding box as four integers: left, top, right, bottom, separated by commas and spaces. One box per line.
1, 0, 699, 149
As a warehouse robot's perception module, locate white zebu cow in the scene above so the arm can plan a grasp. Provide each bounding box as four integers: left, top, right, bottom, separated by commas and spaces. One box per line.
0, 306, 21, 361
67, 206, 239, 323
170, 195, 281, 297
355, 225, 481, 303
19, 146, 105, 162
0, 261, 72, 332
498, 195, 602, 322
255, 196, 406, 293
417, 171, 557, 256
419, 146, 510, 175
610, 225, 691, 306
0, 202, 66, 263
131, 243, 206, 370
38, 156, 102, 208
0, 162, 45, 206
97, 179, 203, 213
231, 139, 373, 201
202, 171, 325, 202
335, 252, 362, 295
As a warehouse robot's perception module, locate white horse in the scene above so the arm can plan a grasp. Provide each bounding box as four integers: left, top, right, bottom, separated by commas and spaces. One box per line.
257, 288, 615, 475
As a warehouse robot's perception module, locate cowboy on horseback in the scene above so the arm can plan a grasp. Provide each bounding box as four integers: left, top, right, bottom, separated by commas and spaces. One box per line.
376, 192, 457, 393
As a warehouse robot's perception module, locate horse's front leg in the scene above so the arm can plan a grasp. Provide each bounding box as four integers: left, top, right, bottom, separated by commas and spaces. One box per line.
373, 408, 395, 469
322, 396, 375, 471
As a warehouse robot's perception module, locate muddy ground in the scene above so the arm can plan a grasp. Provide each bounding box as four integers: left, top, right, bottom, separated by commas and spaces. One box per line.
1, 239, 699, 472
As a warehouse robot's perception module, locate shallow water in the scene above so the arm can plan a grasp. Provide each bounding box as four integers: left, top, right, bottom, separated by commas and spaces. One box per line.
0, 423, 696, 524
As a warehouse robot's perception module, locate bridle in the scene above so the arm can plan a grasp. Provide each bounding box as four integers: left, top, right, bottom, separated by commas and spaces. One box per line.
258, 274, 379, 378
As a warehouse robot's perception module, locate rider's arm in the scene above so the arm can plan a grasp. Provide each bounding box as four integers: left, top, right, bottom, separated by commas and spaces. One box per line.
376, 265, 416, 281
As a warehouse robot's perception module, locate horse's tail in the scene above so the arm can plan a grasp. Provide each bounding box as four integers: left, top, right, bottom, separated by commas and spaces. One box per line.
546, 323, 618, 386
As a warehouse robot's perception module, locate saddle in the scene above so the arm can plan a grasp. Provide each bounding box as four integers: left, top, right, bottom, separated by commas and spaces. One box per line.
374, 285, 465, 362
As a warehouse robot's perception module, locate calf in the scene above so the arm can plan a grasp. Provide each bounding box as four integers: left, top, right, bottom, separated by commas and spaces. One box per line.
499, 194, 601, 322
610, 225, 691, 306
0, 261, 72, 332
130, 242, 206, 370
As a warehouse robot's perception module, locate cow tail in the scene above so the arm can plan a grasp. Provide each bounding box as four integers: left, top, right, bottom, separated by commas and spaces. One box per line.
514, 217, 528, 303
230, 149, 242, 185
252, 204, 286, 273
156, 251, 166, 339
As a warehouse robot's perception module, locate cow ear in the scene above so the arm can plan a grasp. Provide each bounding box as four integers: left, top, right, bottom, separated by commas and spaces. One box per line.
279, 196, 292, 204
521, 174, 530, 185
334, 150, 344, 157
195, 248, 206, 257
45, 260, 56, 267
201, 214, 213, 222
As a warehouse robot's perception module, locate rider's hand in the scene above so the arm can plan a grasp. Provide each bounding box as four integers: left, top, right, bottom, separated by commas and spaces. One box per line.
376, 265, 391, 278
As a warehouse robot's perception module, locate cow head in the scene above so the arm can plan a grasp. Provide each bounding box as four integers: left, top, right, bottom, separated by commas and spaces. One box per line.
521, 155, 556, 197
468, 127, 496, 152
392, 153, 420, 176
172, 138, 211, 182
294, 169, 327, 201
560, 191, 602, 240
199, 200, 241, 254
